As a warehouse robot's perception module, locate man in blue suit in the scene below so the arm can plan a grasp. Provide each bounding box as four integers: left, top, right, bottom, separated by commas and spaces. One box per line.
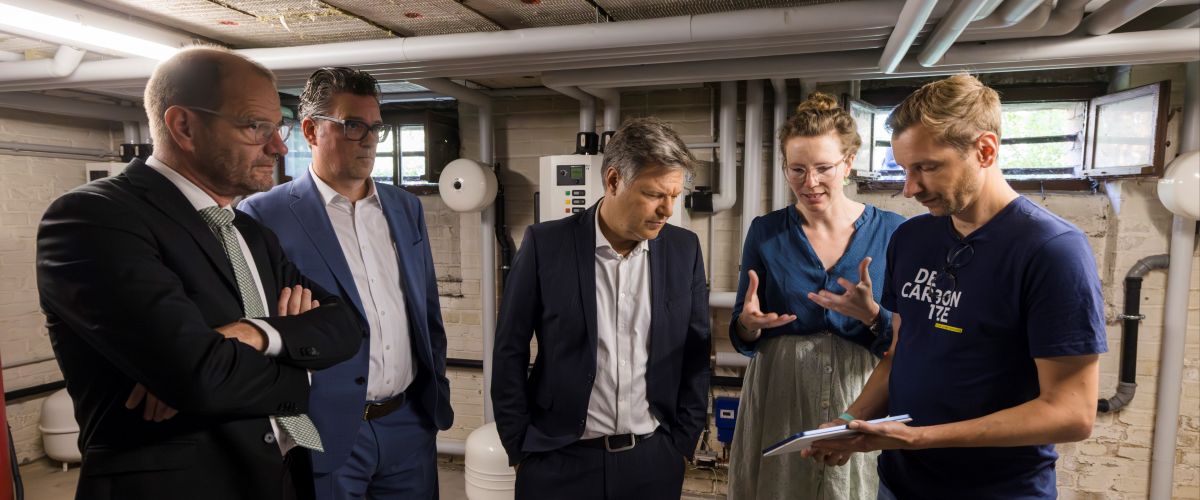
492, 117, 712, 500
241, 67, 452, 499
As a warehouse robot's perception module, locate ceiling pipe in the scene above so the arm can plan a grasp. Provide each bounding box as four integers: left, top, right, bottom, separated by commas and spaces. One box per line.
0, 0, 914, 90
935, 28, 1200, 65
409, 78, 497, 425
0, 0, 197, 59
770, 78, 790, 212
0, 46, 85, 80
879, 0, 941, 74
0, 91, 145, 122
546, 85, 596, 133
0, 50, 22, 62
741, 80, 764, 244
975, 0, 1007, 19
1162, 9, 1200, 29
917, 0, 995, 66
581, 87, 622, 133
968, 0, 1048, 28
122, 122, 140, 144
958, 0, 1087, 41
712, 81, 739, 214
1083, 0, 1168, 35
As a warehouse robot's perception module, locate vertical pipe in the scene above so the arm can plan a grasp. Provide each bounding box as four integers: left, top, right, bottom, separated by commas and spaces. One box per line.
478, 103, 497, 425
122, 121, 140, 144
711, 81, 739, 213
741, 80, 763, 243
771, 78, 789, 211
800, 79, 819, 99
1149, 60, 1199, 500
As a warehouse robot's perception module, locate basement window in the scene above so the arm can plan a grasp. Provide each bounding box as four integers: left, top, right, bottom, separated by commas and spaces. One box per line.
845, 80, 1170, 188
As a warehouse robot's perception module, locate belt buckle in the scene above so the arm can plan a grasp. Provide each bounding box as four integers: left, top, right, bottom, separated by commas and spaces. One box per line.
363, 401, 384, 421
604, 434, 636, 452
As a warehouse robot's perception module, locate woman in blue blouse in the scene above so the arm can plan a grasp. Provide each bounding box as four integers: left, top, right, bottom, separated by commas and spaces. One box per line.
726, 93, 904, 500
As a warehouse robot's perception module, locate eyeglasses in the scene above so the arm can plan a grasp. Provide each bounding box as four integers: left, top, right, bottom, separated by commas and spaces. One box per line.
184, 106, 293, 145
784, 156, 848, 182
310, 115, 393, 142
935, 241, 974, 292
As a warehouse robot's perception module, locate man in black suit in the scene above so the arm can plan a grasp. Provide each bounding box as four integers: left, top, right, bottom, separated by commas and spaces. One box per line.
492, 117, 712, 500
36, 47, 361, 500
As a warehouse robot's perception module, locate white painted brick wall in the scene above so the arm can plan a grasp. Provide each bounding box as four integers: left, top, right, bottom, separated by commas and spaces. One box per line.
0, 108, 114, 464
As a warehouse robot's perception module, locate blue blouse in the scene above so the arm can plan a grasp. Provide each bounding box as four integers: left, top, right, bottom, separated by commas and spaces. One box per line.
730, 204, 905, 357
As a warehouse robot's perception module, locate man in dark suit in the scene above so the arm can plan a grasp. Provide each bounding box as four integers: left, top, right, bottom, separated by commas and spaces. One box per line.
35, 47, 362, 500
492, 117, 712, 500
241, 67, 453, 499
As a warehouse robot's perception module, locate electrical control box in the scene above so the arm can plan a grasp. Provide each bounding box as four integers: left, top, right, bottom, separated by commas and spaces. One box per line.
538, 154, 606, 223
715, 396, 740, 444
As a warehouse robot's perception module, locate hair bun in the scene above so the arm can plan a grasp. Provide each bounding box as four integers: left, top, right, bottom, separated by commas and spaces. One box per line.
795, 92, 840, 114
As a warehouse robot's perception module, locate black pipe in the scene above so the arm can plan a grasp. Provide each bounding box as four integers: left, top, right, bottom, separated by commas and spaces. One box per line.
4, 381, 65, 402
492, 163, 516, 289
1099, 254, 1168, 413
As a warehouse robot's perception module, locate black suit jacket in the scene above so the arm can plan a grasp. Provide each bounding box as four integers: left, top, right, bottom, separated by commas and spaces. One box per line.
36, 160, 362, 500
491, 204, 711, 466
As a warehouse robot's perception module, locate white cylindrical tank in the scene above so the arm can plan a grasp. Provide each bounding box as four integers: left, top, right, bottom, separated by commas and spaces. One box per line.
38, 388, 81, 466
464, 422, 514, 500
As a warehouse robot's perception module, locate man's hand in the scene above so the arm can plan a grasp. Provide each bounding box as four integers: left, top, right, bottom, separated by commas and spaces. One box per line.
125, 383, 178, 422
737, 269, 797, 341
807, 419, 926, 458
807, 257, 881, 325
215, 321, 267, 352
800, 418, 853, 466
278, 284, 320, 316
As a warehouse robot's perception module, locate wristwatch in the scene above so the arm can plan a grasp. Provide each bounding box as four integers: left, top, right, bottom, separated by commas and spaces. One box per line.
867, 312, 884, 336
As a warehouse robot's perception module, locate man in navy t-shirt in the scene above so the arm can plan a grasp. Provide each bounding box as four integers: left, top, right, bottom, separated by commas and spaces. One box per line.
805, 74, 1106, 499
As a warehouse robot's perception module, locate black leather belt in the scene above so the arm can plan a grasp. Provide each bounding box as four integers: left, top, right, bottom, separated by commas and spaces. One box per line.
577, 431, 655, 452
363, 392, 406, 421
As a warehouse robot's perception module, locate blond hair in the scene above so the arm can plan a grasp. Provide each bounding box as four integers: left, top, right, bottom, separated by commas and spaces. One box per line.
777, 91, 861, 158
885, 73, 1001, 152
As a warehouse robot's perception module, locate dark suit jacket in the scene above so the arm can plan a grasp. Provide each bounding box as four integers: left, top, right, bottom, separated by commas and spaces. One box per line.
240, 170, 453, 474
35, 159, 362, 500
491, 203, 711, 466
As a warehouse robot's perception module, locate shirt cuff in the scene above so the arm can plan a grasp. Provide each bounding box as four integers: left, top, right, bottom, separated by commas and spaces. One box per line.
243, 318, 282, 357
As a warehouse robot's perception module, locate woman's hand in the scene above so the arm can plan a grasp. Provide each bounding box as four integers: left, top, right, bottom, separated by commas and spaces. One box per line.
807, 257, 880, 325
737, 269, 797, 341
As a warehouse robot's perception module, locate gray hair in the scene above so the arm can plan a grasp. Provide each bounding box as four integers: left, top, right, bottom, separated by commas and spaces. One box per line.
144, 46, 276, 146
298, 67, 381, 119
604, 117, 697, 183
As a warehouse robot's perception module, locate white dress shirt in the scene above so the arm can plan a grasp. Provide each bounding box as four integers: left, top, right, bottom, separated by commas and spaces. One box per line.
583, 203, 658, 439
145, 156, 293, 453
310, 170, 413, 401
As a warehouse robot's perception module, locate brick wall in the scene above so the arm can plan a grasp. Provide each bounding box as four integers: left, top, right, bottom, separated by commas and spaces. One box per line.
0, 108, 116, 463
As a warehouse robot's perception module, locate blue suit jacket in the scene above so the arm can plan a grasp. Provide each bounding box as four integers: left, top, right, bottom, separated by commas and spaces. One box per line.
490, 203, 712, 466
240, 171, 453, 473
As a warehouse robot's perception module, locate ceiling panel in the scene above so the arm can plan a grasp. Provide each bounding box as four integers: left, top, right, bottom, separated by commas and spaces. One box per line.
463, 0, 602, 29
324, 0, 501, 36
596, 0, 839, 21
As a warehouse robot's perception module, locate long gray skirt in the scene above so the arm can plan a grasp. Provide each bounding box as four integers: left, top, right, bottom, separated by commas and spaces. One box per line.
726, 333, 879, 500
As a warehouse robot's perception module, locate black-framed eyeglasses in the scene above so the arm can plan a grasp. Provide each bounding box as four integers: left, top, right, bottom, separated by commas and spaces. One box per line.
184, 106, 293, 145
310, 114, 393, 142
936, 241, 974, 292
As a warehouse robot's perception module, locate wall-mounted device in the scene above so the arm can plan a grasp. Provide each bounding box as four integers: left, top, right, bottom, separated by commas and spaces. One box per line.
84, 162, 126, 182
538, 154, 605, 223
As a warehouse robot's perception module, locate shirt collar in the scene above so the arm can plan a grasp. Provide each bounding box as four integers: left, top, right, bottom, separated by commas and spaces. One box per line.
594, 200, 649, 256
309, 166, 379, 208
145, 156, 225, 211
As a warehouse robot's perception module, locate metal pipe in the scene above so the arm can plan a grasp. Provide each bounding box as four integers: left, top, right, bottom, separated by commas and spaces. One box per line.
1083, 0, 1168, 35
770, 78, 790, 211
958, 1, 1057, 41
0, 50, 21, 62
0, 46, 85, 80
0, 0, 194, 59
1149, 59, 1199, 500
742, 80, 764, 243
715, 351, 750, 369
1098, 254, 1169, 413
0, 140, 114, 160
1163, 9, 1200, 29
122, 122, 140, 144
968, 0, 1049, 28
917, 0, 994, 67
710, 291, 737, 309
712, 81, 739, 213
0, 91, 145, 122
437, 438, 467, 456
581, 87, 622, 133
879, 0, 941, 74
546, 85, 596, 133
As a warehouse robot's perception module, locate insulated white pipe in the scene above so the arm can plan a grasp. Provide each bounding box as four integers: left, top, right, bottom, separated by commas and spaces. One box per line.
139, 123, 151, 144
411, 78, 497, 425
800, 80, 819, 99
437, 438, 467, 456
122, 122, 140, 144
546, 85, 596, 133
771, 78, 790, 211
968, 0, 1049, 28
712, 81, 739, 214
958, 1, 1056, 41
0, 46, 85, 80
879, 0, 941, 74
582, 87, 622, 133
917, 0, 994, 66
975, 0, 1007, 20
710, 292, 737, 309
936, 29, 1200, 66
742, 80, 764, 244
1149, 60, 1199, 500
1163, 9, 1200, 29
0, 0, 195, 59
0, 91, 146, 122
0, 50, 21, 62
1083, 0, 1168, 35
715, 351, 750, 368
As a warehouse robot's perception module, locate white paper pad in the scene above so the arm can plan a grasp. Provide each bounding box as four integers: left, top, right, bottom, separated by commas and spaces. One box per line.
761, 414, 913, 457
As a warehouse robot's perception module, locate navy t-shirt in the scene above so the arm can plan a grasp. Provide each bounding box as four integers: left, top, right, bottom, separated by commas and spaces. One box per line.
879, 196, 1107, 499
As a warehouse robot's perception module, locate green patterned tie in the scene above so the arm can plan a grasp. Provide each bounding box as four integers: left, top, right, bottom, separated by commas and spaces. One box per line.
197, 206, 324, 452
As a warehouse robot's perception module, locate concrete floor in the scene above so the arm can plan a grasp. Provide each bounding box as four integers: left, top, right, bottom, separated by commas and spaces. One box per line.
19, 458, 722, 499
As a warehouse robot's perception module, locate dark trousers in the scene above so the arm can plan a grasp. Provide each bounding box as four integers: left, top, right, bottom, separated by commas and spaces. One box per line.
312, 399, 439, 500
514, 432, 686, 500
